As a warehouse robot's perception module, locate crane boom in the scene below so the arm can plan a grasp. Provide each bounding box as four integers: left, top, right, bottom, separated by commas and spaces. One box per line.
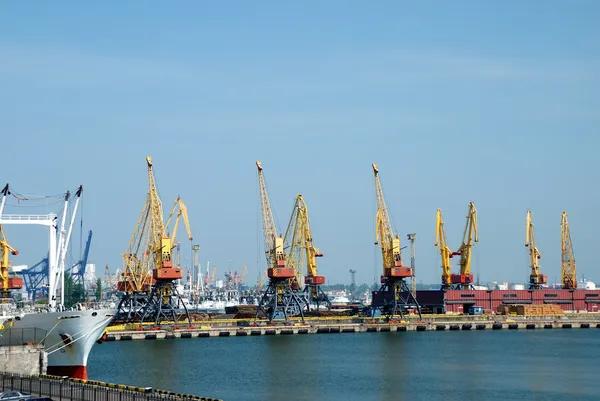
256, 161, 291, 277
435, 209, 453, 288
285, 194, 325, 284
165, 196, 193, 246
372, 163, 409, 278
453, 202, 478, 287
119, 194, 153, 293
561, 212, 576, 289
526, 210, 546, 289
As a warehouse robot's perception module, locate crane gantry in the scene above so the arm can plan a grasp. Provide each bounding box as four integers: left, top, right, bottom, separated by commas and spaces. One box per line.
526, 210, 546, 289
370, 163, 421, 320
561, 212, 576, 289
254, 161, 308, 323
0, 225, 23, 301
285, 194, 331, 311
116, 156, 193, 325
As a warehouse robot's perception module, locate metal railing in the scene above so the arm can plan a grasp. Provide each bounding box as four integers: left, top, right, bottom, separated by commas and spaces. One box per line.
0, 373, 222, 401
0, 214, 57, 221
0, 328, 47, 347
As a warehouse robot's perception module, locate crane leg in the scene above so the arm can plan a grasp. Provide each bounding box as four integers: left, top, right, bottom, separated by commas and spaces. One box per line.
303, 284, 332, 314
140, 281, 191, 326
115, 293, 148, 323
371, 278, 421, 320
253, 279, 308, 324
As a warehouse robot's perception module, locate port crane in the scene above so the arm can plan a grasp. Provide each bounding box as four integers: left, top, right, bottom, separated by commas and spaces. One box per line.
0, 225, 23, 301
254, 161, 308, 323
139, 158, 193, 325
452, 202, 479, 289
561, 212, 576, 289
285, 194, 331, 311
117, 156, 193, 325
370, 164, 421, 320
435, 209, 454, 290
525, 210, 546, 289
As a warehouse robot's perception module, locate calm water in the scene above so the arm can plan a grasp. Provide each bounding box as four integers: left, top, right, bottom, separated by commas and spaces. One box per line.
88, 330, 600, 401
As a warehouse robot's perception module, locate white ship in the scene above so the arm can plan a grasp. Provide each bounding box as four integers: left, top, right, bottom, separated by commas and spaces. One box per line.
2, 304, 115, 379
0, 184, 116, 380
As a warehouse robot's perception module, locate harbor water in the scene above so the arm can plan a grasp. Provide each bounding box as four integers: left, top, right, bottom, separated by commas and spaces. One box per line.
88, 330, 600, 401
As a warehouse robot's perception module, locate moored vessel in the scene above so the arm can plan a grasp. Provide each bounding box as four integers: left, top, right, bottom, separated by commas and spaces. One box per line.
2, 304, 115, 379
0, 183, 116, 379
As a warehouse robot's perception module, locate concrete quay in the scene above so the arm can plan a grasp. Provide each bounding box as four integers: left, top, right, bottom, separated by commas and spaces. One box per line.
104, 317, 600, 341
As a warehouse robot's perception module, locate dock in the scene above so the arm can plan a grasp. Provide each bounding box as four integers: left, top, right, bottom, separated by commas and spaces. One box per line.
103, 315, 600, 340
0, 372, 222, 401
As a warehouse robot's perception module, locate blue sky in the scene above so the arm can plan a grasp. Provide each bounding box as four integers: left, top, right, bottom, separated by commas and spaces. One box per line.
0, 1, 599, 287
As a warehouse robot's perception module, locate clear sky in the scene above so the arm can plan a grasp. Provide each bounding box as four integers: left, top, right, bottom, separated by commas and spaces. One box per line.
0, 1, 599, 287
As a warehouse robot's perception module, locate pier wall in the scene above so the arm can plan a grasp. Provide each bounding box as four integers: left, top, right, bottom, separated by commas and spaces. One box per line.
0, 345, 46, 376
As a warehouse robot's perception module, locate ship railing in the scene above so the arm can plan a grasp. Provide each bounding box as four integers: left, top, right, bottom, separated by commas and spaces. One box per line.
0, 372, 223, 401
0, 214, 57, 221
0, 328, 47, 347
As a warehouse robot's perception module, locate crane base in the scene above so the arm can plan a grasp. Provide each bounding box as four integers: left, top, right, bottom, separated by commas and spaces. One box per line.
114, 292, 149, 323
371, 278, 422, 320
303, 284, 332, 312
140, 281, 191, 325
254, 279, 309, 323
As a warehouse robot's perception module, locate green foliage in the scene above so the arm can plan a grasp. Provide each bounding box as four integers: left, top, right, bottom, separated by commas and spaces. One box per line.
64, 274, 85, 308
95, 278, 102, 301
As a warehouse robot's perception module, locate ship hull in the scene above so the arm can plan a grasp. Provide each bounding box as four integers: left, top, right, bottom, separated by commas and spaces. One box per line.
10, 308, 115, 380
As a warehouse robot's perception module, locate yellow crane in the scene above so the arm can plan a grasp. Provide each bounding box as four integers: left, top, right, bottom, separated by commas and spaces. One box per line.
165, 196, 193, 247
561, 212, 576, 289
254, 161, 307, 322
239, 265, 248, 286
117, 156, 193, 325
525, 210, 546, 289
435, 209, 454, 289
371, 163, 421, 319
0, 226, 23, 301
285, 194, 331, 310
118, 195, 154, 296
453, 202, 479, 289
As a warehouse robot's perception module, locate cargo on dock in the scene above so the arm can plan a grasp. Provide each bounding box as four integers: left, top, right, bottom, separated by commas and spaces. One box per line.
416, 289, 600, 314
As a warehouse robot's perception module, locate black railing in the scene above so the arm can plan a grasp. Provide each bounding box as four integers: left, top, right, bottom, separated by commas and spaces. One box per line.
0, 328, 48, 347
0, 373, 222, 401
